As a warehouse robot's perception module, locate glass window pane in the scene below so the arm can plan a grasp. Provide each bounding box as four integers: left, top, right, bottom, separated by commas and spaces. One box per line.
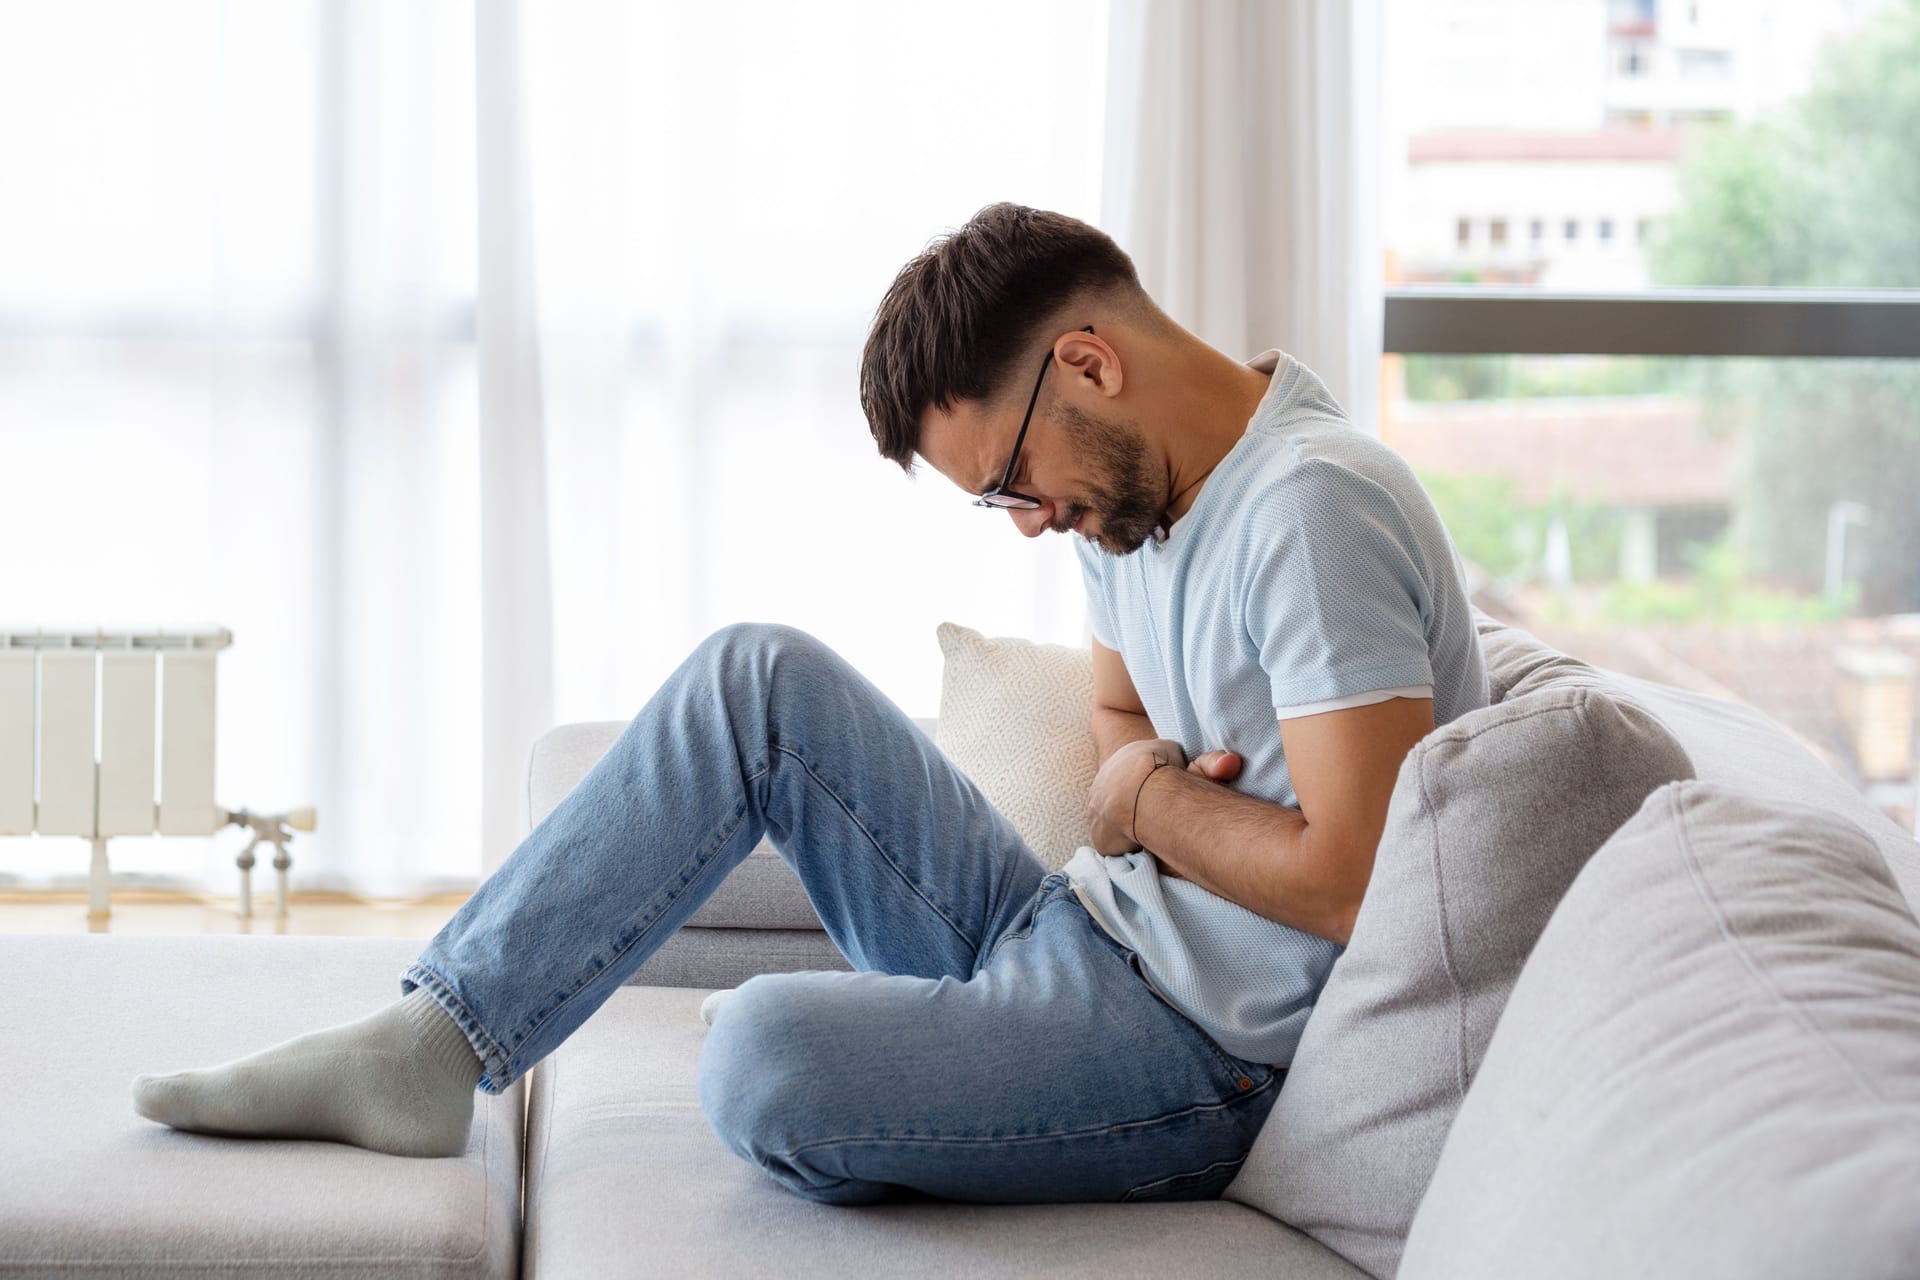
1387, 351, 1920, 827
1384, 0, 1920, 291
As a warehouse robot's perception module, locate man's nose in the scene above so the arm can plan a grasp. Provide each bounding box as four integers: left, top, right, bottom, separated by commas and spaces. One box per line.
1007, 504, 1052, 539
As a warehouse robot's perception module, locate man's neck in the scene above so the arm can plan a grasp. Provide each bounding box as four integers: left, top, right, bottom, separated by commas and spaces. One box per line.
1158, 344, 1274, 528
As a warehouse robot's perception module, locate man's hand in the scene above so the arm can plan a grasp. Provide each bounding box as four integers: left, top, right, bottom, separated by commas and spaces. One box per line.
1186, 749, 1241, 784
1088, 742, 1246, 856
1087, 737, 1185, 854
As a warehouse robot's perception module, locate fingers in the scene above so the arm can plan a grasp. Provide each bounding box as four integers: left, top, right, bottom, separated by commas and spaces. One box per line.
1187, 749, 1242, 781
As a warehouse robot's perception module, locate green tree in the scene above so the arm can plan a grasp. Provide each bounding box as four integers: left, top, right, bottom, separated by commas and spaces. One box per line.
1650, 0, 1920, 613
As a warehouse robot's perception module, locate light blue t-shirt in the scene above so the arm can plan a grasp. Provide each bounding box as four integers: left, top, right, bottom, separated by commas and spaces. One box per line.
1063, 349, 1489, 1065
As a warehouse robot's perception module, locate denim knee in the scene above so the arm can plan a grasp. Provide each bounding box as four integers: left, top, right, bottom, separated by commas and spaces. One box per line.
696, 973, 887, 1204
696, 621, 828, 674
695, 972, 824, 1162
696, 621, 865, 726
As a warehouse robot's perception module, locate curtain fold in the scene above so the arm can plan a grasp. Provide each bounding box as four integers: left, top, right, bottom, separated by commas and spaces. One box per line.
473, 0, 556, 876
1103, 0, 1385, 433
306, 0, 484, 897
437, 0, 1114, 889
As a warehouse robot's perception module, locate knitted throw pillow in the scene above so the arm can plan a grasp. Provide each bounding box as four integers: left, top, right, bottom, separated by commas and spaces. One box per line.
934, 623, 1096, 872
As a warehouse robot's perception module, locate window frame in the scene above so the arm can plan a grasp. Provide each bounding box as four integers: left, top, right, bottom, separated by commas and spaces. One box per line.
1383, 287, 1920, 358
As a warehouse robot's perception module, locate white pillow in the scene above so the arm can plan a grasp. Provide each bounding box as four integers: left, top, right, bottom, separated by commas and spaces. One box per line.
934, 622, 1096, 872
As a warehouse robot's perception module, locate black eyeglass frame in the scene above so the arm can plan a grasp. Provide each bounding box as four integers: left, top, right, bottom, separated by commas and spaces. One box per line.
973, 325, 1096, 510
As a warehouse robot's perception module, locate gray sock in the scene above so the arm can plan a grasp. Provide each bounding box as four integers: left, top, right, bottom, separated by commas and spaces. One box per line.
698, 988, 732, 1026
131, 988, 484, 1158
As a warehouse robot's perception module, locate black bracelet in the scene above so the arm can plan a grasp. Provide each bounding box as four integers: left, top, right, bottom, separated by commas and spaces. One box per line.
1130, 750, 1174, 846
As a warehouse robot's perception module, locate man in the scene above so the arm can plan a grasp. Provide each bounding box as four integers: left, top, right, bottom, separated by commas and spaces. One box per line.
131, 203, 1487, 1206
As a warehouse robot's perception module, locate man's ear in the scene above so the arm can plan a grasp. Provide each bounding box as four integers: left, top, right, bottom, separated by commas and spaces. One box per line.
1054, 329, 1123, 399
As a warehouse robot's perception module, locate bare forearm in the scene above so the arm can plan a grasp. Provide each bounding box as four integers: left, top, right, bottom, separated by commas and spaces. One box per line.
1132, 766, 1361, 945
1092, 705, 1159, 767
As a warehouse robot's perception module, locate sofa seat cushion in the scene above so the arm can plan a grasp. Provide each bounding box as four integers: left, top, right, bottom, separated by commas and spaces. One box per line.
1226, 618, 1695, 1279
522, 984, 1368, 1279
1, 934, 523, 1279
1400, 781, 1920, 1279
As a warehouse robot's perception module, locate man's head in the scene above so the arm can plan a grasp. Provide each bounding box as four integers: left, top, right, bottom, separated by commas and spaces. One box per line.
859, 203, 1177, 555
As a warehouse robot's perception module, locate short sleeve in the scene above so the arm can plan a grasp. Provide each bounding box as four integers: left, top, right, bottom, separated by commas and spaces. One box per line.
1243, 460, 1435, 714
1074, 536, 1118, 649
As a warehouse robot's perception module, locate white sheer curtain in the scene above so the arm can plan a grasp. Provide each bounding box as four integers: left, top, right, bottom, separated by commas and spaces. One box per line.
3, 0, 1383, 896
1102, 0, 1385, 433
0, 1, 487, 898
0, 1, 1106, 895
484, 0, 1110, 872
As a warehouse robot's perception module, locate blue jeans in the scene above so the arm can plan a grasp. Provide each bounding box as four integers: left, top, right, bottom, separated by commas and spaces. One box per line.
402, 623, 1280, 1204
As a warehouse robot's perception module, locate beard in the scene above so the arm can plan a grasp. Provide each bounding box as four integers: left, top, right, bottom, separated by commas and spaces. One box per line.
1051, 402, 1166, 555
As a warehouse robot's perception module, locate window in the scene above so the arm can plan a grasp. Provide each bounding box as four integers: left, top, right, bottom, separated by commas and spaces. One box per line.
0, 0, 1115, 889
1456, 217, 1473, 249
0, 0, 1111, 732
1386, 0, 1920, 830
1530, 218, 1545, 244
1381, 351, 1920, 826
1489, 218, 1508, 248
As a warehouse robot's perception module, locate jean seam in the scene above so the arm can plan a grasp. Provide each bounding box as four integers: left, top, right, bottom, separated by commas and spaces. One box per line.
499, 780, 763, 1080
403, 964, 512, 1083
769, 739, 981, 960
775, 1082, 1276, 1165
1120, 1154, 1249, 1201
981, 876, 1068, 965
1071, 905, 1274, 1088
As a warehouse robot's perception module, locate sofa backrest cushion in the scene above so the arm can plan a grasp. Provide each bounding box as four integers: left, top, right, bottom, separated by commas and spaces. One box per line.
1607, 670, 1920, 912
1399, 780, 1920, 1279
1225, 618, 1695, 1279
934, 621, 1097, 872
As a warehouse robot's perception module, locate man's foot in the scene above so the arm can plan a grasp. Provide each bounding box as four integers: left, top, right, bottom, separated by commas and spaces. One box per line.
131, 989, 483, 1157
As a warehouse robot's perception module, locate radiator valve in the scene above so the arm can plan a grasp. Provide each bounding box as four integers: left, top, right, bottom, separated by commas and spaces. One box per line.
222, 805, 318, 923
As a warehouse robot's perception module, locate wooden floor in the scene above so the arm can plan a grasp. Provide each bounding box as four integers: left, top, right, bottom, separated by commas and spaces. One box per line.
0, 890, 470, 937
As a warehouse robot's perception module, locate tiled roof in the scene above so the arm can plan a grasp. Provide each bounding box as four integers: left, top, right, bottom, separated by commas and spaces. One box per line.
1389, 396, 1739, 507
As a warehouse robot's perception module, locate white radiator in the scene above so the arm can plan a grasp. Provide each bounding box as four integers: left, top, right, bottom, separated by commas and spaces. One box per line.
0, 627, 233, 916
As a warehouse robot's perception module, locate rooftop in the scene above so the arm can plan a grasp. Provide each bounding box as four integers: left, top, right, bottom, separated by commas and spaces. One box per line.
1388, 396, 1739, 508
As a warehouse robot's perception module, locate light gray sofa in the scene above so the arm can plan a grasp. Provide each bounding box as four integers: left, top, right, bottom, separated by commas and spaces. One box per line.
5, 614, 1918, 1278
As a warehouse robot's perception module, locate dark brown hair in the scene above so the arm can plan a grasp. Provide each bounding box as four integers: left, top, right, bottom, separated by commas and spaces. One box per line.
859, 203, 1141, 473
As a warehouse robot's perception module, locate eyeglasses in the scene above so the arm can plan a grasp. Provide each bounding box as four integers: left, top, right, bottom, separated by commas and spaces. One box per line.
973, 325, 1095, 510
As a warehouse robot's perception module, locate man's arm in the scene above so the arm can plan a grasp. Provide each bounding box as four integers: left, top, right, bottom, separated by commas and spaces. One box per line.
1087, 640, 1235, 882
1089, 692, 1433, 945
1090, 638, 1158, 764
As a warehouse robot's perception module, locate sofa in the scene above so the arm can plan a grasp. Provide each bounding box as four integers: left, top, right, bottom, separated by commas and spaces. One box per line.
4, 611, 1918, 1278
